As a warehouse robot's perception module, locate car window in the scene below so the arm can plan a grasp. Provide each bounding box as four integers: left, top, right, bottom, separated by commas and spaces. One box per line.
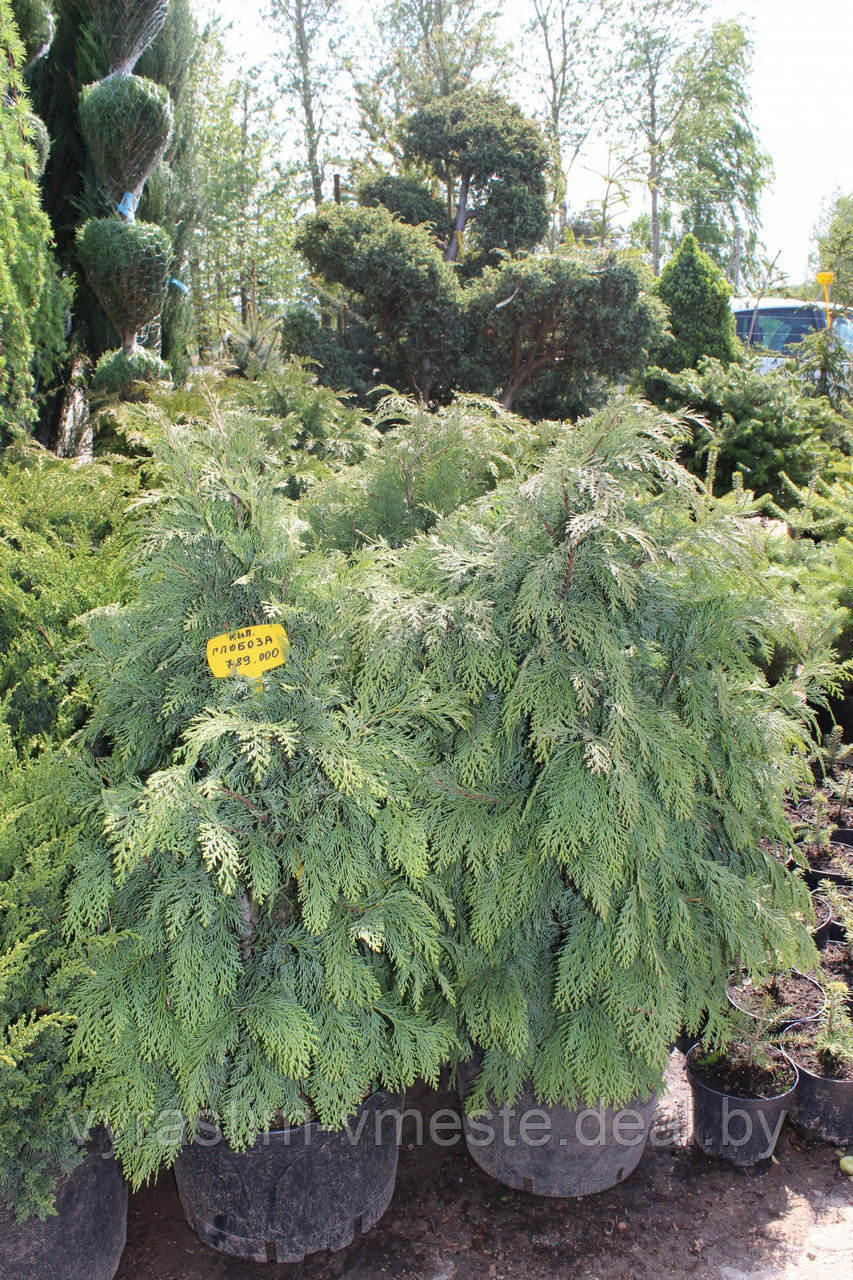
734, 307, 820, 351
833, 315, 853, 354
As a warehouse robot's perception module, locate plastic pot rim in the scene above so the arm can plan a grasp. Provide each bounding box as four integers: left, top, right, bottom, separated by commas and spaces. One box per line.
684, 1042, 799, 1103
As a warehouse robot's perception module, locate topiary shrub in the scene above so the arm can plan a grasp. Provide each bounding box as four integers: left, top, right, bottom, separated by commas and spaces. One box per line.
79, 75, 173, 209
64, 407, 459, 1186
91, 345, 168, 399
9, 0, 53, 69
357, 174, 450, 238
76, 217, 170, 353
649, 234, 740, 374
367, 397, 836, 1111
89, 0, 168, 76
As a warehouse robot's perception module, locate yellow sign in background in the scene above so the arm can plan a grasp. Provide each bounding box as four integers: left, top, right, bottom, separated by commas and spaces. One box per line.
206, 624, 289, 679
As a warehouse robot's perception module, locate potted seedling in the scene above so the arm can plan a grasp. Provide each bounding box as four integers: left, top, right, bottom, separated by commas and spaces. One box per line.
65, 406, 459, 1262
785, 982, 853, 1145
367, 398, 832, 1196
820, 884, 853, 1015
726, 969, 825, 1031
0, 744, 127, 1280
793, 796, 853, 887
686, 998, 798, 1166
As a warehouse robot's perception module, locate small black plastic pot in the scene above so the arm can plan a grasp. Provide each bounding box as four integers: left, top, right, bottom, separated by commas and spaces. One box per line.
685, 1045, 797, 1167
456, 1060, 658, 1197
811, 893, 832, 949
831, 827, 853, 847
785, 1020, 853, 1146
726, 970, 826, 1032
803, 843, 853, 890
173, 1090, 402, 1263
0, 1132, 127, 1280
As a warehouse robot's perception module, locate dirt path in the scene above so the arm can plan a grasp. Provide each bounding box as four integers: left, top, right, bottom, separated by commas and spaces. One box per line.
116, 1052, 853, 1280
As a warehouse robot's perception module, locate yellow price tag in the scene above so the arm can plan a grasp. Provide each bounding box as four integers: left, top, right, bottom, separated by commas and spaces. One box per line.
206, 624, 289, 679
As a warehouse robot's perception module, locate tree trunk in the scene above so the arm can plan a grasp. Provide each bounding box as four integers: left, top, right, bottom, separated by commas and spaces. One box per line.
293, 0, 324, 208
445, 170, 471, 263
648, 88, 661, 276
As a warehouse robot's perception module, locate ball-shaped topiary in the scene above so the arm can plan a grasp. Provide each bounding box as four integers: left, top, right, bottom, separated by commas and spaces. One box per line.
79, 75, 173, 209
9, 0, 53, 70
650, 234, 740, 374
89, 0, 169, 76
91, 345, 169, 398
77, 217, 170, 351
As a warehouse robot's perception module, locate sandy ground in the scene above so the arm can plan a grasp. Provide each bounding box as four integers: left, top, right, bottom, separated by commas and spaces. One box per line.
115, 1052, 853, 1280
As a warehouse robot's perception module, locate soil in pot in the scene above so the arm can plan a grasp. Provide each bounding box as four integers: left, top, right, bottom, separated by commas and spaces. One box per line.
456, 1060, 658, 1198
820, 943, 853, 1009
173, 1089, 403, 1263
804, 841, 853, 886
785, 1019, 853, 1146
686, 1043, 797, 1167
0, 1132, 128, 1280
726, 971, 826, 1030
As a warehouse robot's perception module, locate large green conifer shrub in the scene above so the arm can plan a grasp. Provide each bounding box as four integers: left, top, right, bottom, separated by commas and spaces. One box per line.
367, 398, 836, 1110
303, 395, 549, 552
65, 406, 460, 1186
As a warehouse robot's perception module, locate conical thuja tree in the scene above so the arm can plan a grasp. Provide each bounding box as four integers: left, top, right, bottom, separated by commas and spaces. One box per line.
65, 407, 459, 1186
76, 0, 174, 396
368, 398, 838, 1111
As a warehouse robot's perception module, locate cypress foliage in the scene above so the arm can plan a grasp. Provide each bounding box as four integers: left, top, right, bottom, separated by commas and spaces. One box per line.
0, 740, 91, 1221
64, 404, 461, 1187
364, 398, 837, 1110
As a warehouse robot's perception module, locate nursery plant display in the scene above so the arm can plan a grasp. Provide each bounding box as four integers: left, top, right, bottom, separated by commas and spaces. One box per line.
75, 0, 174, 392
785, 982, 853, 1145
0, 739, 128, 1278
365, 397, 834, 1193
686, 1004, 799, 1168
65, 405, 459, 1259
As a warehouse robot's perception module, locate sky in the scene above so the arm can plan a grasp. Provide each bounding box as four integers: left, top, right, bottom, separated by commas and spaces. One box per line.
208, 0, 852, 285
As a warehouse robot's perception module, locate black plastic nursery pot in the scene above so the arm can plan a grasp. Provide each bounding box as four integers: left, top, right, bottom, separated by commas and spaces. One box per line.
786, 1020, 853, 1146
456, 1060, 658, 1197
811, 894, 832, 949
685, 1045, 798, 1168
0, 1132, 128, 1280
726, 969, 826, 1032
803, 842, 853, 890
173, 1090, 403, 1263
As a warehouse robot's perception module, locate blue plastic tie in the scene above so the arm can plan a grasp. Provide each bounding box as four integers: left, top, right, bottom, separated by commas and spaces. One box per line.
117, 192, 136, 221
169, 278, 190, 295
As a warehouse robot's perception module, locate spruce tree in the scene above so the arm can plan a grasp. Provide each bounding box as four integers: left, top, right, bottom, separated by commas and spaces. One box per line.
65, 404, 460, 1187
365, 398, 836, 1110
